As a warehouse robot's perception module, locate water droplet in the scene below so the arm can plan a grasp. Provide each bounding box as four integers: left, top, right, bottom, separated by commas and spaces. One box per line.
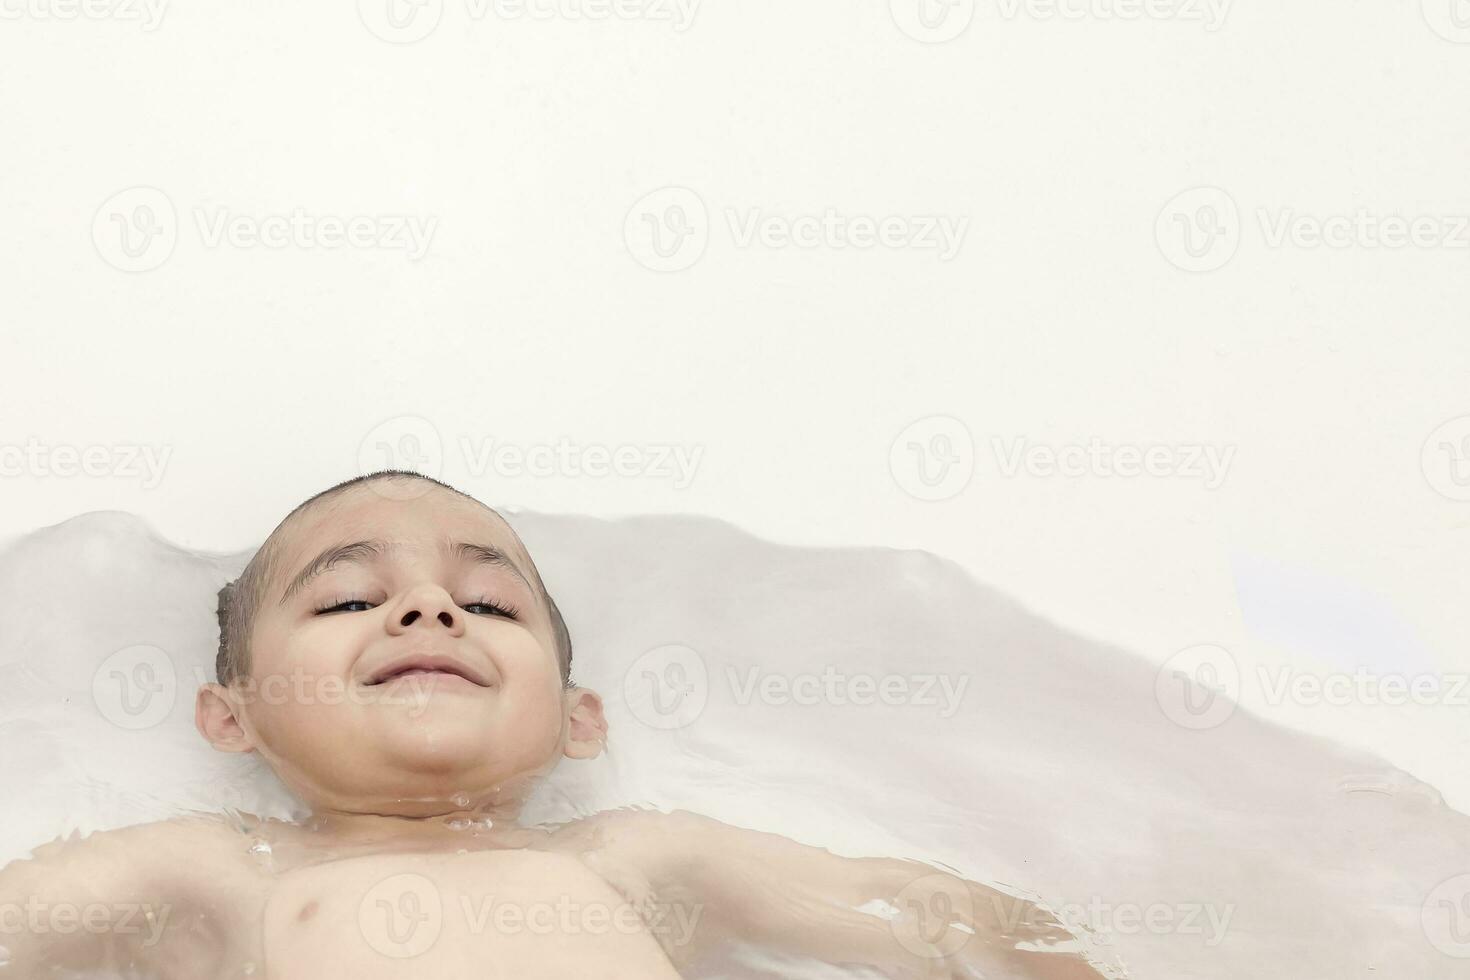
446, 818, 472, 831
451, 793, 471, 808
248, 839, 272, 857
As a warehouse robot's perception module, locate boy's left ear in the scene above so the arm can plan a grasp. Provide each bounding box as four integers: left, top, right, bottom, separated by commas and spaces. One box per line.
563, 687, 608, 760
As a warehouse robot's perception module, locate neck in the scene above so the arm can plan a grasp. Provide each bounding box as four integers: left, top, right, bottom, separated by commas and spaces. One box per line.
305, 797, 529, 844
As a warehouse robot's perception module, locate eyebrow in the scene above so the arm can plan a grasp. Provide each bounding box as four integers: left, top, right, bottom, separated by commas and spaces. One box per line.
277, 538, 534, 606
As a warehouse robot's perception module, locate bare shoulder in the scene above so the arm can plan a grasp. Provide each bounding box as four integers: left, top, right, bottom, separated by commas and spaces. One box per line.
7, 811, 265, 895
537, 807, 769, 902
540, 807, 720, 860
25, 812, 245, 858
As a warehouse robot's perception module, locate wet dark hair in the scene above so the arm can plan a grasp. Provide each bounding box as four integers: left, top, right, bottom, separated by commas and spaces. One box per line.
214, 470, 573, 687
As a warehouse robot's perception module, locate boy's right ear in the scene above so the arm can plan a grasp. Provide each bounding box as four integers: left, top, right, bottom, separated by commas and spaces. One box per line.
195, 684, 256, 753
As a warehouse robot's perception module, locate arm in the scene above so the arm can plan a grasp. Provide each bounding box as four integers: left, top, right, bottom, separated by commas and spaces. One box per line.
552, 809, 1114, 979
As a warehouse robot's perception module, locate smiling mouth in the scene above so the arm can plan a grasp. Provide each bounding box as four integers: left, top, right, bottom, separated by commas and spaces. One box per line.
365, 658, 490, 688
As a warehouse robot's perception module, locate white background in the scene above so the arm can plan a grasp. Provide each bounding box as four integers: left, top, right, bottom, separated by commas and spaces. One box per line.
1, 0, 1468, 808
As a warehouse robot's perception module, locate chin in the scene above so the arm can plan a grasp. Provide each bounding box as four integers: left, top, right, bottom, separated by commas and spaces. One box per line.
376, 713, 559, 780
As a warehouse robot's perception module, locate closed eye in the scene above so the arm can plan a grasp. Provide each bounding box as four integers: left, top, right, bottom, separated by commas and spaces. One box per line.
464, 599, 519, 619
313, 597, 519, 619
316, 599, 375, 614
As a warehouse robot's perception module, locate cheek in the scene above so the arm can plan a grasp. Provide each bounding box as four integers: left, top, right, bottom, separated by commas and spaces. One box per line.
247, 629, 359, 699
237, 681, 350, 755
487, 636, 567, 739
491, 625, 562, 682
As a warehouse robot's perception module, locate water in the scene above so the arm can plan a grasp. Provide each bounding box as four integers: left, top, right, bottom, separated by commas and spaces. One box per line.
0, 510, 1465, 977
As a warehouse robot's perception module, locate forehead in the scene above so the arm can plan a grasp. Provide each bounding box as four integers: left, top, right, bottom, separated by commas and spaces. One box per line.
272, 483, 531, 575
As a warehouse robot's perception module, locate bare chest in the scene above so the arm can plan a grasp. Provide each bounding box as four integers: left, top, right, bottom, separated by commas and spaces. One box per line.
251, 848, 680, 980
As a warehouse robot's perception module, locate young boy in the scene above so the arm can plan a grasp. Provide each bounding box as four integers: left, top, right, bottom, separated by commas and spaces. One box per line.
0, 471, 1110, 979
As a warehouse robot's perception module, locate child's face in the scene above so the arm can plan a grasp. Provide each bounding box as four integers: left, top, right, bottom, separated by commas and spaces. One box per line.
203, 483, 602, 816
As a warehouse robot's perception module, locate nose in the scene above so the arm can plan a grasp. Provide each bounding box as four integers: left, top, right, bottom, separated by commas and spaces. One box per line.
385, 584, 467, 638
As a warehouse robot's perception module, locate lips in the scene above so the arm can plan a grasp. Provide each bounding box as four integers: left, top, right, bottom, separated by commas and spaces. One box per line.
364, 654, 492, 688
